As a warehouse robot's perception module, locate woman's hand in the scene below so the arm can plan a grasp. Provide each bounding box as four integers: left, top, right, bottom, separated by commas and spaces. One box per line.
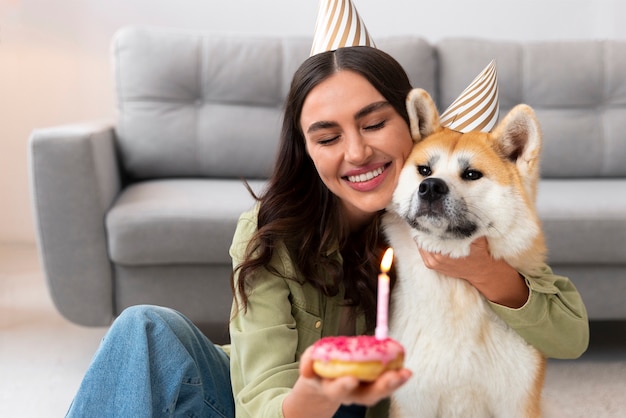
282, 346, 412, 418
418, 237, 530, 309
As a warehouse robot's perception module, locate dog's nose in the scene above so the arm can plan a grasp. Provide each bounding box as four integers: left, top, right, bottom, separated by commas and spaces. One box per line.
418, 178, 449, 202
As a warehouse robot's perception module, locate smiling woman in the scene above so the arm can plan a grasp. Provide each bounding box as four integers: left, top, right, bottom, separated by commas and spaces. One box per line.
232, 44, 418, 418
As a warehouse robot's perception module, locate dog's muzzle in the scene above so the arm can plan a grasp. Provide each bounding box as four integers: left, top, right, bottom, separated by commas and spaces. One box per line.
404, 177, 478, 239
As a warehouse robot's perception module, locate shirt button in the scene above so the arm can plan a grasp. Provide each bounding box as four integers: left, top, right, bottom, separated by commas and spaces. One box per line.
314, 321, 322, 329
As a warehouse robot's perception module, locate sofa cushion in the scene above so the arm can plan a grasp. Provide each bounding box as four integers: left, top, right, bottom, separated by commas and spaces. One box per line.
106, 179, 265, 265
436, 39, 626, 178
113, 28, 297, 181
537, 179, 626, 264
113, 26, 436, 181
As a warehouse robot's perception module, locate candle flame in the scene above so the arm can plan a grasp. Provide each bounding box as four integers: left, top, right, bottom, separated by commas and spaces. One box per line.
380, 247, 394, 273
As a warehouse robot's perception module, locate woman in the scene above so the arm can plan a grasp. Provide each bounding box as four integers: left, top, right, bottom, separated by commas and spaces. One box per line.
66, 46, 589, 418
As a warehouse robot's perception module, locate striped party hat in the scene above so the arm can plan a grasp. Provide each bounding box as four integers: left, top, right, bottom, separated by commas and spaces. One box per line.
310, 0, 375, 56
439, 60, 500, 133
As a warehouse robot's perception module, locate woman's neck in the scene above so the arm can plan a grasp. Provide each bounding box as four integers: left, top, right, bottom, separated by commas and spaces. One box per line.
342, 205, 376, 232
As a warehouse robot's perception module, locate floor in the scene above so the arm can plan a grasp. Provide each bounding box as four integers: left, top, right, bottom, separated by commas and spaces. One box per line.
1, 243, 626, 417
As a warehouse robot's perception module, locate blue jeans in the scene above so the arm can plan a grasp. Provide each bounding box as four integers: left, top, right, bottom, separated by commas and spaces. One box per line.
66, 305, 233, 418
66, 305, 365, 418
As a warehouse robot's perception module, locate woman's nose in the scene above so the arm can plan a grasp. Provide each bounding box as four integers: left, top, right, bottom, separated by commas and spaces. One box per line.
344, 133, 372, 164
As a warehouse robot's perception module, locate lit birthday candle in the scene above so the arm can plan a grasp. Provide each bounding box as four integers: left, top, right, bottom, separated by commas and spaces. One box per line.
375, 247, 394, 340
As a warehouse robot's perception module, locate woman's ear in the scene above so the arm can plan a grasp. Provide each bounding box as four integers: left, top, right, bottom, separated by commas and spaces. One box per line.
405, 88, 440, 141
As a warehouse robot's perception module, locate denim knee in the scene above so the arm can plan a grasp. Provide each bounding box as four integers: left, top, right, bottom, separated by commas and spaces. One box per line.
115, 304, 181, 325
112, 305, 190, 335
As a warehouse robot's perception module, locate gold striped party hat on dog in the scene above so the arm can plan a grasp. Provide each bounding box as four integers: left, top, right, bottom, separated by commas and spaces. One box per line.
439, 60, 500, 133
310, 0, 375, 56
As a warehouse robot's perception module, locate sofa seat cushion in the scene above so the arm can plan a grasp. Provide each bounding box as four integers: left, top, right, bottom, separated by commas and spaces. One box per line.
537, 179, 626, 264
106, 179, 264, 266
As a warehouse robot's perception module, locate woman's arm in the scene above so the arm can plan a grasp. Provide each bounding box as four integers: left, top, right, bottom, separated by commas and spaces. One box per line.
229, 212, 302, 418
419, 237, 589, 359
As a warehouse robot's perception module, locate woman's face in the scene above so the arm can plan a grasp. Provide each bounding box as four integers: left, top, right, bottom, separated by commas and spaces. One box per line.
301, 70, 414, 229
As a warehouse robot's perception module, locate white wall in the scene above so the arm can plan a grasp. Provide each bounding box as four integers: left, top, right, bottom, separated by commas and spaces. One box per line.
1, 0, 625, 244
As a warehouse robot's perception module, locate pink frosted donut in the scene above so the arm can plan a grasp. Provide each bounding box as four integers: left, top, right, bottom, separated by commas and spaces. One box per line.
310, 336, 405, 382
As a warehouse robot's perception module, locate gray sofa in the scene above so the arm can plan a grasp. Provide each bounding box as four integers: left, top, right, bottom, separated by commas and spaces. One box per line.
29, 26, 626, 344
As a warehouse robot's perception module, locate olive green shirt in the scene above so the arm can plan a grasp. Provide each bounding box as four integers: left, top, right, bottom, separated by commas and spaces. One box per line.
227, 208, 589, 418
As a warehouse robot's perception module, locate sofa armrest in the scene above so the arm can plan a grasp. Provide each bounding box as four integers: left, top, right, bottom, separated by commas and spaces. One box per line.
28, 122, 122, 326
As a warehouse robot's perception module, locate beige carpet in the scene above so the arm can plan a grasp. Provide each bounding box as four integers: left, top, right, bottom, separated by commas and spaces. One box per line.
1, 243, 625, 417
543, 321, 626, 417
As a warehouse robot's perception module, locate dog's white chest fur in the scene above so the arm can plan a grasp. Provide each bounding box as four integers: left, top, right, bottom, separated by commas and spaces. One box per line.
384, 212, 542, 418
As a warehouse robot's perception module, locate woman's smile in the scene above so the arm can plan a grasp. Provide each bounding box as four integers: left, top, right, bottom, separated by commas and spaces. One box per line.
343, 162, 391, 192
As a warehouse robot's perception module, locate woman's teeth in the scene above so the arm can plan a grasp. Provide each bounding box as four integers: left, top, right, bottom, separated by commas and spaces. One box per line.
347, 166, 384, 183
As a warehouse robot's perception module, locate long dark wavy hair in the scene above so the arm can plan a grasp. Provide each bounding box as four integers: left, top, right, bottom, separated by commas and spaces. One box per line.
231, 46, 413, 332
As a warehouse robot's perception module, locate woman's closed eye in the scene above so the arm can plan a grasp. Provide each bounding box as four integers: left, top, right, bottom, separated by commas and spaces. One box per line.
318, 135, 340, 145
364, 120, 386, 131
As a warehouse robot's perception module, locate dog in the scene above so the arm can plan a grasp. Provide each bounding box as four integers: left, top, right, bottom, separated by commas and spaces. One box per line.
384, 88, 547, 417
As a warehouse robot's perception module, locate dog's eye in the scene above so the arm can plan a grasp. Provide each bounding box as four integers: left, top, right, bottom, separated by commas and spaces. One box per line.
462, 169, 483, 181
417, 165, 431, 176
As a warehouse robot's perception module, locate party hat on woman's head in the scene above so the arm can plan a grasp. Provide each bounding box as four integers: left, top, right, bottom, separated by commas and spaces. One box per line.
310, 0, 375, 56
439, 60, 500, 133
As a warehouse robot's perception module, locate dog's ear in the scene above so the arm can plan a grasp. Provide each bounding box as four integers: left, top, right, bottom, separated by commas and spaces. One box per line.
405, 88, 440, 141
492, 104, 542, 198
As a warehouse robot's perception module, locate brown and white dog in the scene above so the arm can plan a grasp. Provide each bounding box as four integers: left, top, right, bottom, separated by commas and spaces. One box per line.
384, 88, 547, 417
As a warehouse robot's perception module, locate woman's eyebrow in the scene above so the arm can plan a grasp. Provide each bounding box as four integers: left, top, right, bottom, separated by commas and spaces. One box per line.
354, 101, 391, 120
307, 120, 338, 134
